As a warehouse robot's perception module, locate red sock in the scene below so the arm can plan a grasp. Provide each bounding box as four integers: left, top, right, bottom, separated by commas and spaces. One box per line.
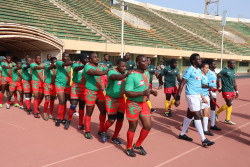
99, 114, 106, 132
33, 99, 39, 114
44, 100, 49, 114
135, 128, 150, 147
57, 104, 63, 119
84, 115, 91, 132
14, 92, 17, 104
25, 99, 31, 110
0, 92, 4, 104
112, 121, 123, 139
103, 120, 113, 133
79, 109, 85, 126
49, 100, 54, 115
61, 104, 66, 120
38, 98, 43, 106
19, 102, 23, 106
7, 100, 11, 104
127, 130, 135, 149
68, 108, 75, 121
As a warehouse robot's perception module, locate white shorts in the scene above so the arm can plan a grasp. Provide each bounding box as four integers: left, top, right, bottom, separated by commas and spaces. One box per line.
209, 91, 217, 98
201, 95, 210, 109
185, 94, 201, 112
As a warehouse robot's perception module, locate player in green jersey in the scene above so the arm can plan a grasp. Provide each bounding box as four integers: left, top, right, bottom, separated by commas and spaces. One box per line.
125, 55, 157, 157
158, 59, 181, 117
99, 54, 113, 90
216, 60, 239, 125
65, 54, 89, 130
55, 52, 73, 127
125, 52, 136, 71
43, 57, 57, 121
83, 52, 109, 139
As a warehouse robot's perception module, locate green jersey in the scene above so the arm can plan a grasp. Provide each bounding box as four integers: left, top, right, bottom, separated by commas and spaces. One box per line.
106, 69, 127, 98
55, 60, 71, 87
84, 63, 108, 91
147, 64, 156, 83
72, 62, 85, 84
219, 67, 235, 92
21, 64, 31, 81
99, 60, 113, 69
161, 66, 179, 88
30, 63, 45, 81
44, 65, 56, 84
125, 71, 150, 102
43, 60, 51, 66
126, 60, 136, 71
1, 61, 15, 77
12, 67, 22, 82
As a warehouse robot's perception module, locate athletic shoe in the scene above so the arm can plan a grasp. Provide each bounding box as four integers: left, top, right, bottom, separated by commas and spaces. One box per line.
210, 125, 222, 131
43, 113, 48, 121
150, 108, 156, 113
164, 112, 171, 117
202, 138, 215, 146
78, 124, 85, 130
19, 106, 25, 110
111, 138, 122, 145
34, 113, 40, 118
84, 132, 93, 139
126, 148, 136, 157
14, 103, 20, 107
98, 131, 110, 138
204, 131, 214, 136
101, 132, 108, 143
133, 144, 147, 155
178, 134, 193, 141
64, 120, 71, 129
6, 103, 10, 109
215, 114, 219, 122
48, 114, 53, 119
37, 107, 40, 114
0, 104, 2, 108
27, 109, 32, 115
55, 119, 61, 127
225, 120, 236, 125
61, 119, 67, 124
73, 112, 79, 117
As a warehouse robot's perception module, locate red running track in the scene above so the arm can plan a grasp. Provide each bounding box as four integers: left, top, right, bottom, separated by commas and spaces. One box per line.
0, 78, 249, 167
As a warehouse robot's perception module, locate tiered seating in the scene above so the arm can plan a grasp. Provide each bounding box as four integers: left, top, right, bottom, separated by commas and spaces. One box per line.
0, 0, 106, 42
60, 0, 174, 48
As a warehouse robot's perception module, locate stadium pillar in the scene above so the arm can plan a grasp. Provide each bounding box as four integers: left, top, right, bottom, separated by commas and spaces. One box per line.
121, 0, 125, 58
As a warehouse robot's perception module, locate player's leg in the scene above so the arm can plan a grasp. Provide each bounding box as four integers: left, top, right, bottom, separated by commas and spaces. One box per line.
6, 90, 14, 109
0, 83, 7, 107
43, 95, 50, 121
111, 111, 124, 145
203, 107, 214, 136
49, 95, 55, 119
210, 96, 221, 131
96, 90, 107, 135
169, 93, 176, 109
179, 108, 194, 140
56, 92, 66, 126
164, 93, 172, 117
78, 99, 85, 130
65, 99, 78, 129
126, 120, 138, 157
61, 92, 70, 124
225, 97, 235, 125
33, 92, 40, 118
18, 89, 24, 109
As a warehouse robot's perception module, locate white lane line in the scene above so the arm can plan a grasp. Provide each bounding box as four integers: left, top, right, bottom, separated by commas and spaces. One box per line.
0, 120, 26, 130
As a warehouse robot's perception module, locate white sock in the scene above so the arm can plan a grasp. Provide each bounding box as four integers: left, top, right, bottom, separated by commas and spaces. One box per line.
210, 110, 216, 127
194, 120, 206, 141
192, 117, 194, 120
180, 117, 192, 135
203, 117, 208, 131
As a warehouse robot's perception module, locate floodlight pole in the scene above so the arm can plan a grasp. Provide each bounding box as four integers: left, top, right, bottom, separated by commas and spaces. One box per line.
221, 25, 224, 70
121, 0, 125, 58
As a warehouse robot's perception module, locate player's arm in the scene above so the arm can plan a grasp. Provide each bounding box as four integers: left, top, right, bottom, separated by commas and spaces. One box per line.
125, 89, 151, 98
175, 78, 187, 107
176, 75, 182, 83
87, 68, 108, 76
33, 64, 45, 70
109, 71, 131, 81
200, 93, 208, 104
47, 63, 56, 70
158, 73, 163, 86
62, 61, 73, 67
217, 74, 222, 91
234, 79, 239, 98
73, 65, 84, 72
2, 64, 12, 69
13, 66, 21, 71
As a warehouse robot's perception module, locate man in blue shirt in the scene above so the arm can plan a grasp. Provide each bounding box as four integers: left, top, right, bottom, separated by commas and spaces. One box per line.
175, 53, 215, 147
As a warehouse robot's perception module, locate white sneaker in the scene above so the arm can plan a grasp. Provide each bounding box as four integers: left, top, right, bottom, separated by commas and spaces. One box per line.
215, 114, 219, 122
225, 120, 236, 125
19, 106, 25, 109
73, 112, 79, 117
6, 103, 10, 109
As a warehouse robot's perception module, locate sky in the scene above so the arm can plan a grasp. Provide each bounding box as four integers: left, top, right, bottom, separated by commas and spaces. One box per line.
136, 0, 250, 19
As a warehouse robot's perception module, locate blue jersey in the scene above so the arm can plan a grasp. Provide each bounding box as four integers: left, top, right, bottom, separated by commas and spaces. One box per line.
201, 74, 209, 97
207, 70, 217, 87
183, 66, 202, 95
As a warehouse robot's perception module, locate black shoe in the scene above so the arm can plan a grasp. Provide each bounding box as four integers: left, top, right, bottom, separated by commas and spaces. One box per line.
202, 138, 215, 146
204, 131, 214, 136
168, 109, 172, 116
85, 132, 93, 139
111, 138, 122, 145
61, 119, 67, 124
98, 131, 110, 138
133, 144, 147, 155
55, 119, 61, 127
126, 148, 136, 157
164, 112, 171, 117
78, 124, 85, 130
210, 125, 222, 131
150, 108, 156, 113
64, 120, 71, 129
34, 113, 40, 118
101, 132, 108, 143
178, 134, 193, 141
27, 109, 32, 115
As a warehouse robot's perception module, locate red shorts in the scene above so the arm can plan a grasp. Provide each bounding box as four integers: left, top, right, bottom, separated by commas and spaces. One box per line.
102, 75, 108, 85
22, 80, 31, 93
9, 81, 22, 91
84, 89, 105, 106
44, 83, 56, 96
164, 86, 178, 94
105, 95, 125, 115
222, 92, 235, 99
149, 83, 152, 89
70, 82, 85, 101
55, 85, 71, 94
126, 99, 151, 121
1, 76, 12, 85
32, 80, 44, 93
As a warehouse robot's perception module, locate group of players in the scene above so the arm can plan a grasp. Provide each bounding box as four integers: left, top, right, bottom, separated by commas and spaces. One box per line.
0, 52, 238, 157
